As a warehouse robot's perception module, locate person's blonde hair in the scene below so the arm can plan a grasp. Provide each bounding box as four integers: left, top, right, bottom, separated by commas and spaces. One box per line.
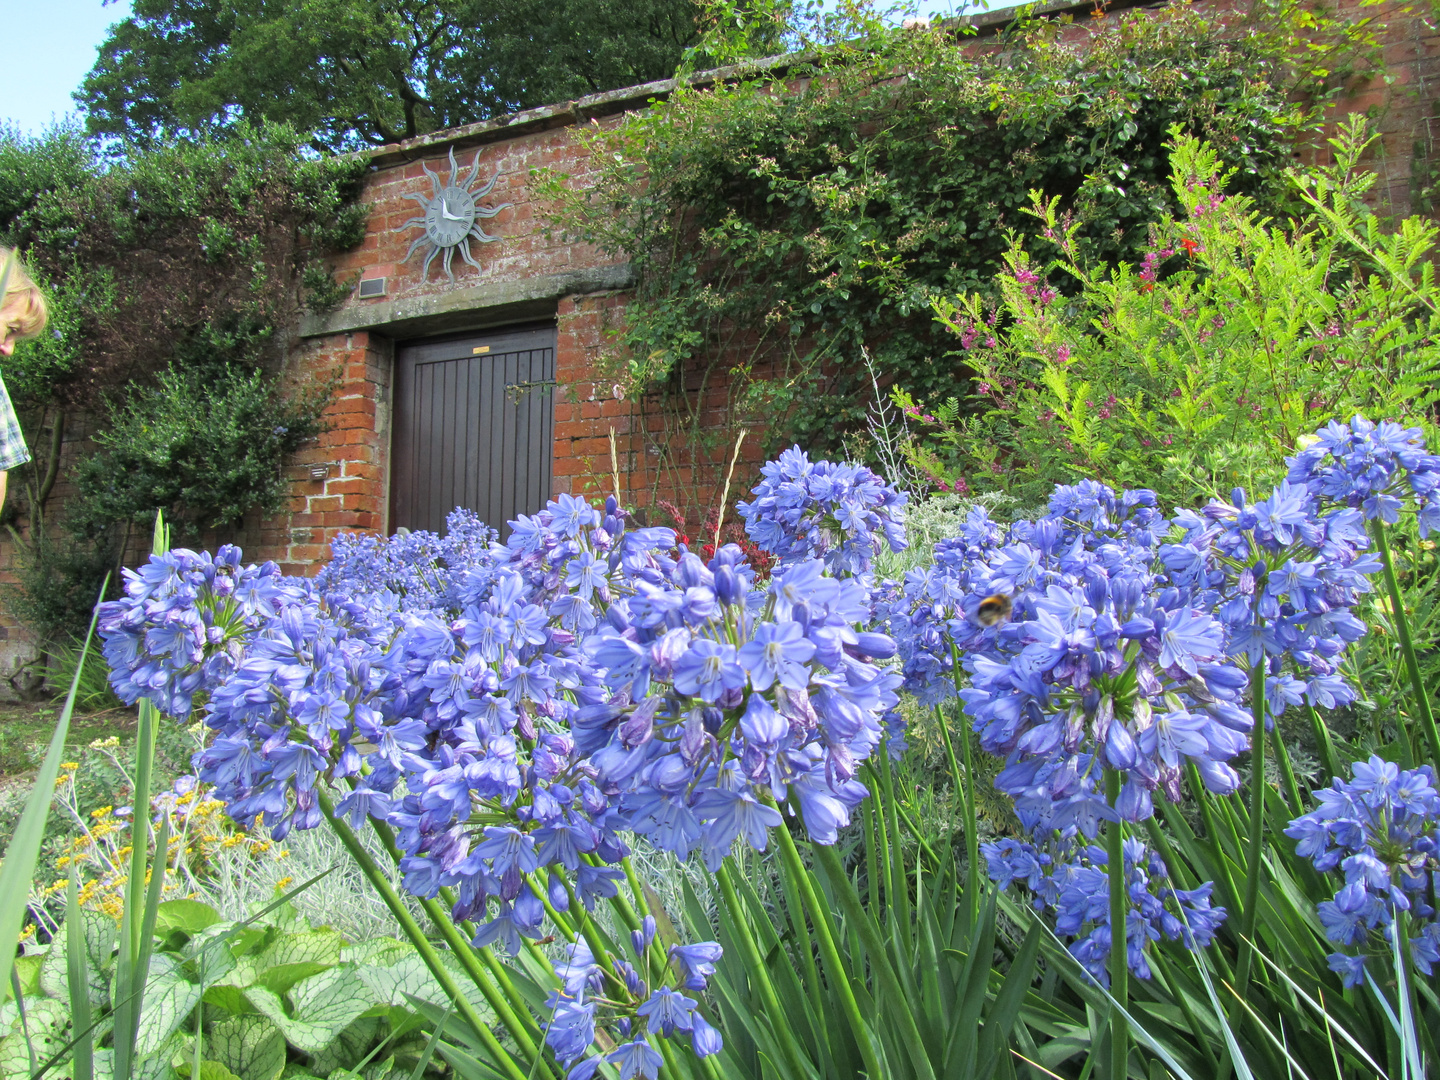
0, 247, 48, 340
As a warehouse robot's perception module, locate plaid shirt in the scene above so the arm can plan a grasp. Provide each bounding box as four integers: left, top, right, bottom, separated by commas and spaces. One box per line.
0, 374, 30, 472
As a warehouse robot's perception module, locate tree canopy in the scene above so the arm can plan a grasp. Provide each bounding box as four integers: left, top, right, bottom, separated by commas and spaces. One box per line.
79, 0, 704, 152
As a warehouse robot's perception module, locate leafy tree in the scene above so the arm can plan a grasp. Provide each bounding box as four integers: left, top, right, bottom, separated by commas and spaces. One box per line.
79, 0, 705, 152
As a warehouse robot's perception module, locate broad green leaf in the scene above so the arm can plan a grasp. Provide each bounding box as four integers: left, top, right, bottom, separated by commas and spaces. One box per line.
135, 953, 203, 1056
207, 1015, 287, 1080
9, 956, 41, 1000
257, 963, 333, 995
257, 931, 345, 973
0, 997, 70, 1079
39, 911, 116, 1009
308, 1017, 381, 1077
339, 941, 411, 968
204, 985, 259, 1015
353, 956, 449, 1009
246, 966, 372, 1054
156, 900, 223, 938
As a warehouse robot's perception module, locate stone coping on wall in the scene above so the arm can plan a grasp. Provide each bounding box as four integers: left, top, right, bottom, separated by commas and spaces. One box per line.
359, 0, 1161, 170
298, 264, 636, 339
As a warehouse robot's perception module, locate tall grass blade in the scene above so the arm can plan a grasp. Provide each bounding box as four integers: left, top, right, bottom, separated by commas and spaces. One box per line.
1025, 911, 1201, 1080
65, 870, 94, 1080
0, 583, 106, 997
1386, 927, 1425, 1080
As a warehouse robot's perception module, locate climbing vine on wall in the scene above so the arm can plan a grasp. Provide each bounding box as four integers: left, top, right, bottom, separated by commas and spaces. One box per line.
541, 0, 1381, 513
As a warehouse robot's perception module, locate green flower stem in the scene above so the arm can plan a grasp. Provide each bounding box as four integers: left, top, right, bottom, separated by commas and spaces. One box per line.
1143, 816, 1235, 986
1233, 657, 1269, 1001
861, 800, 881, 911
1373, 521, 1440, 768
807, 837, 940, 1080
774, 852, 827, 1060
315, 790, 533, 1080
863, 771, 943, 872
1173, 776, 1240, 918
1304, 703, 1343, 781
761, 796, 886, 1080
877, 751, 911, 931
366, 815, 548, 1058
949, 644, 983, 915
714, 860, 813, 1078
867, 759, 896, 912
1268, 724, 1305, 817
1104, 769, 1128, 1080
619, 856, 651, 927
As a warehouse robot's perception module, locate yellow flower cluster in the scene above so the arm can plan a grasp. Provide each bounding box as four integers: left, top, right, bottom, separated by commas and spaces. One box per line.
37, 767, 291, 924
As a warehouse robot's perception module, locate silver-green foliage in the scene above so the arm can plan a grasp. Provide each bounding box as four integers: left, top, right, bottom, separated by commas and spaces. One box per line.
3, 899, 461, 1080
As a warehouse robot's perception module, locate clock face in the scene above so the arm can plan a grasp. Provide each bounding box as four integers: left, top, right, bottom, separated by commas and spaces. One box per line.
424, 185, 477, 248
399, 146, 510, 282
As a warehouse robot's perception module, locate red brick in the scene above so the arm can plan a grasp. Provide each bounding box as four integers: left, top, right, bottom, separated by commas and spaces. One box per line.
308, 496, 343, 513
323, 510, 373, 529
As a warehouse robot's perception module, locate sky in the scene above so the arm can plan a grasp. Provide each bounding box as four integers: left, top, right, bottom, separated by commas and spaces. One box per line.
1, 0, 133, 136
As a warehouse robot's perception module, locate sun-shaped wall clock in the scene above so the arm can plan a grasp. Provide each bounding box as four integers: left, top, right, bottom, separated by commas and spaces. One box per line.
400, 146, 511, 282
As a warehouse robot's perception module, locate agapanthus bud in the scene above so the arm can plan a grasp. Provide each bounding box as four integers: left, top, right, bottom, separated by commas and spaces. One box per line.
630, 914, 656, 958
714, 564, 742, 606
853, 631, 896, 659
548, 871, 571, 912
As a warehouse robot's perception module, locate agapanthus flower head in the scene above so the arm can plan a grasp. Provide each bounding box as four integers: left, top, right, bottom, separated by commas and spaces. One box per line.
736, 446, 908, 574
1286, 415, 1440, 533
892, 481, 1250, 828
1285, 755, 1440, 984
983, 835, 1227, 986
317, 508, 499, 614
100, 453, 901, 965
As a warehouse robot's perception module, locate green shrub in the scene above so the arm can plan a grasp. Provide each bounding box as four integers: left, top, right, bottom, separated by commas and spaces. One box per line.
905, 119, 1440, 509
69, 362, 330, 540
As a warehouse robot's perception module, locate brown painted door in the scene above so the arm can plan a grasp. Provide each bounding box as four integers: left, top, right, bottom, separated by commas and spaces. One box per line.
391, 322, 557, 536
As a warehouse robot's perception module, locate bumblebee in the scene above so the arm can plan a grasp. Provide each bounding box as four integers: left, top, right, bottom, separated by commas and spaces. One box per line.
975, 591, 1016, 627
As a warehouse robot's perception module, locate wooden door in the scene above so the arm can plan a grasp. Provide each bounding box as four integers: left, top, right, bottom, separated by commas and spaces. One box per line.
391, 322, 557, 536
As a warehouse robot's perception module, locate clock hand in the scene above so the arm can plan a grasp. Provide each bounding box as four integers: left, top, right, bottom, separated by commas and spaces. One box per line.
440, 199, 467, 222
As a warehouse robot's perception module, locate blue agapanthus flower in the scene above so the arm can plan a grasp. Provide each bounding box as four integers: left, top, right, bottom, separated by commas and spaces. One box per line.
315, 507, 499, 615
541, 927, 723, 1075
891, 483, 1251, 829
1284, 755, 1440, 986
1286, 415, 1440, 534
100, 446, 905, 972
736, 445, 908, 574
983, 835, 1227, 986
